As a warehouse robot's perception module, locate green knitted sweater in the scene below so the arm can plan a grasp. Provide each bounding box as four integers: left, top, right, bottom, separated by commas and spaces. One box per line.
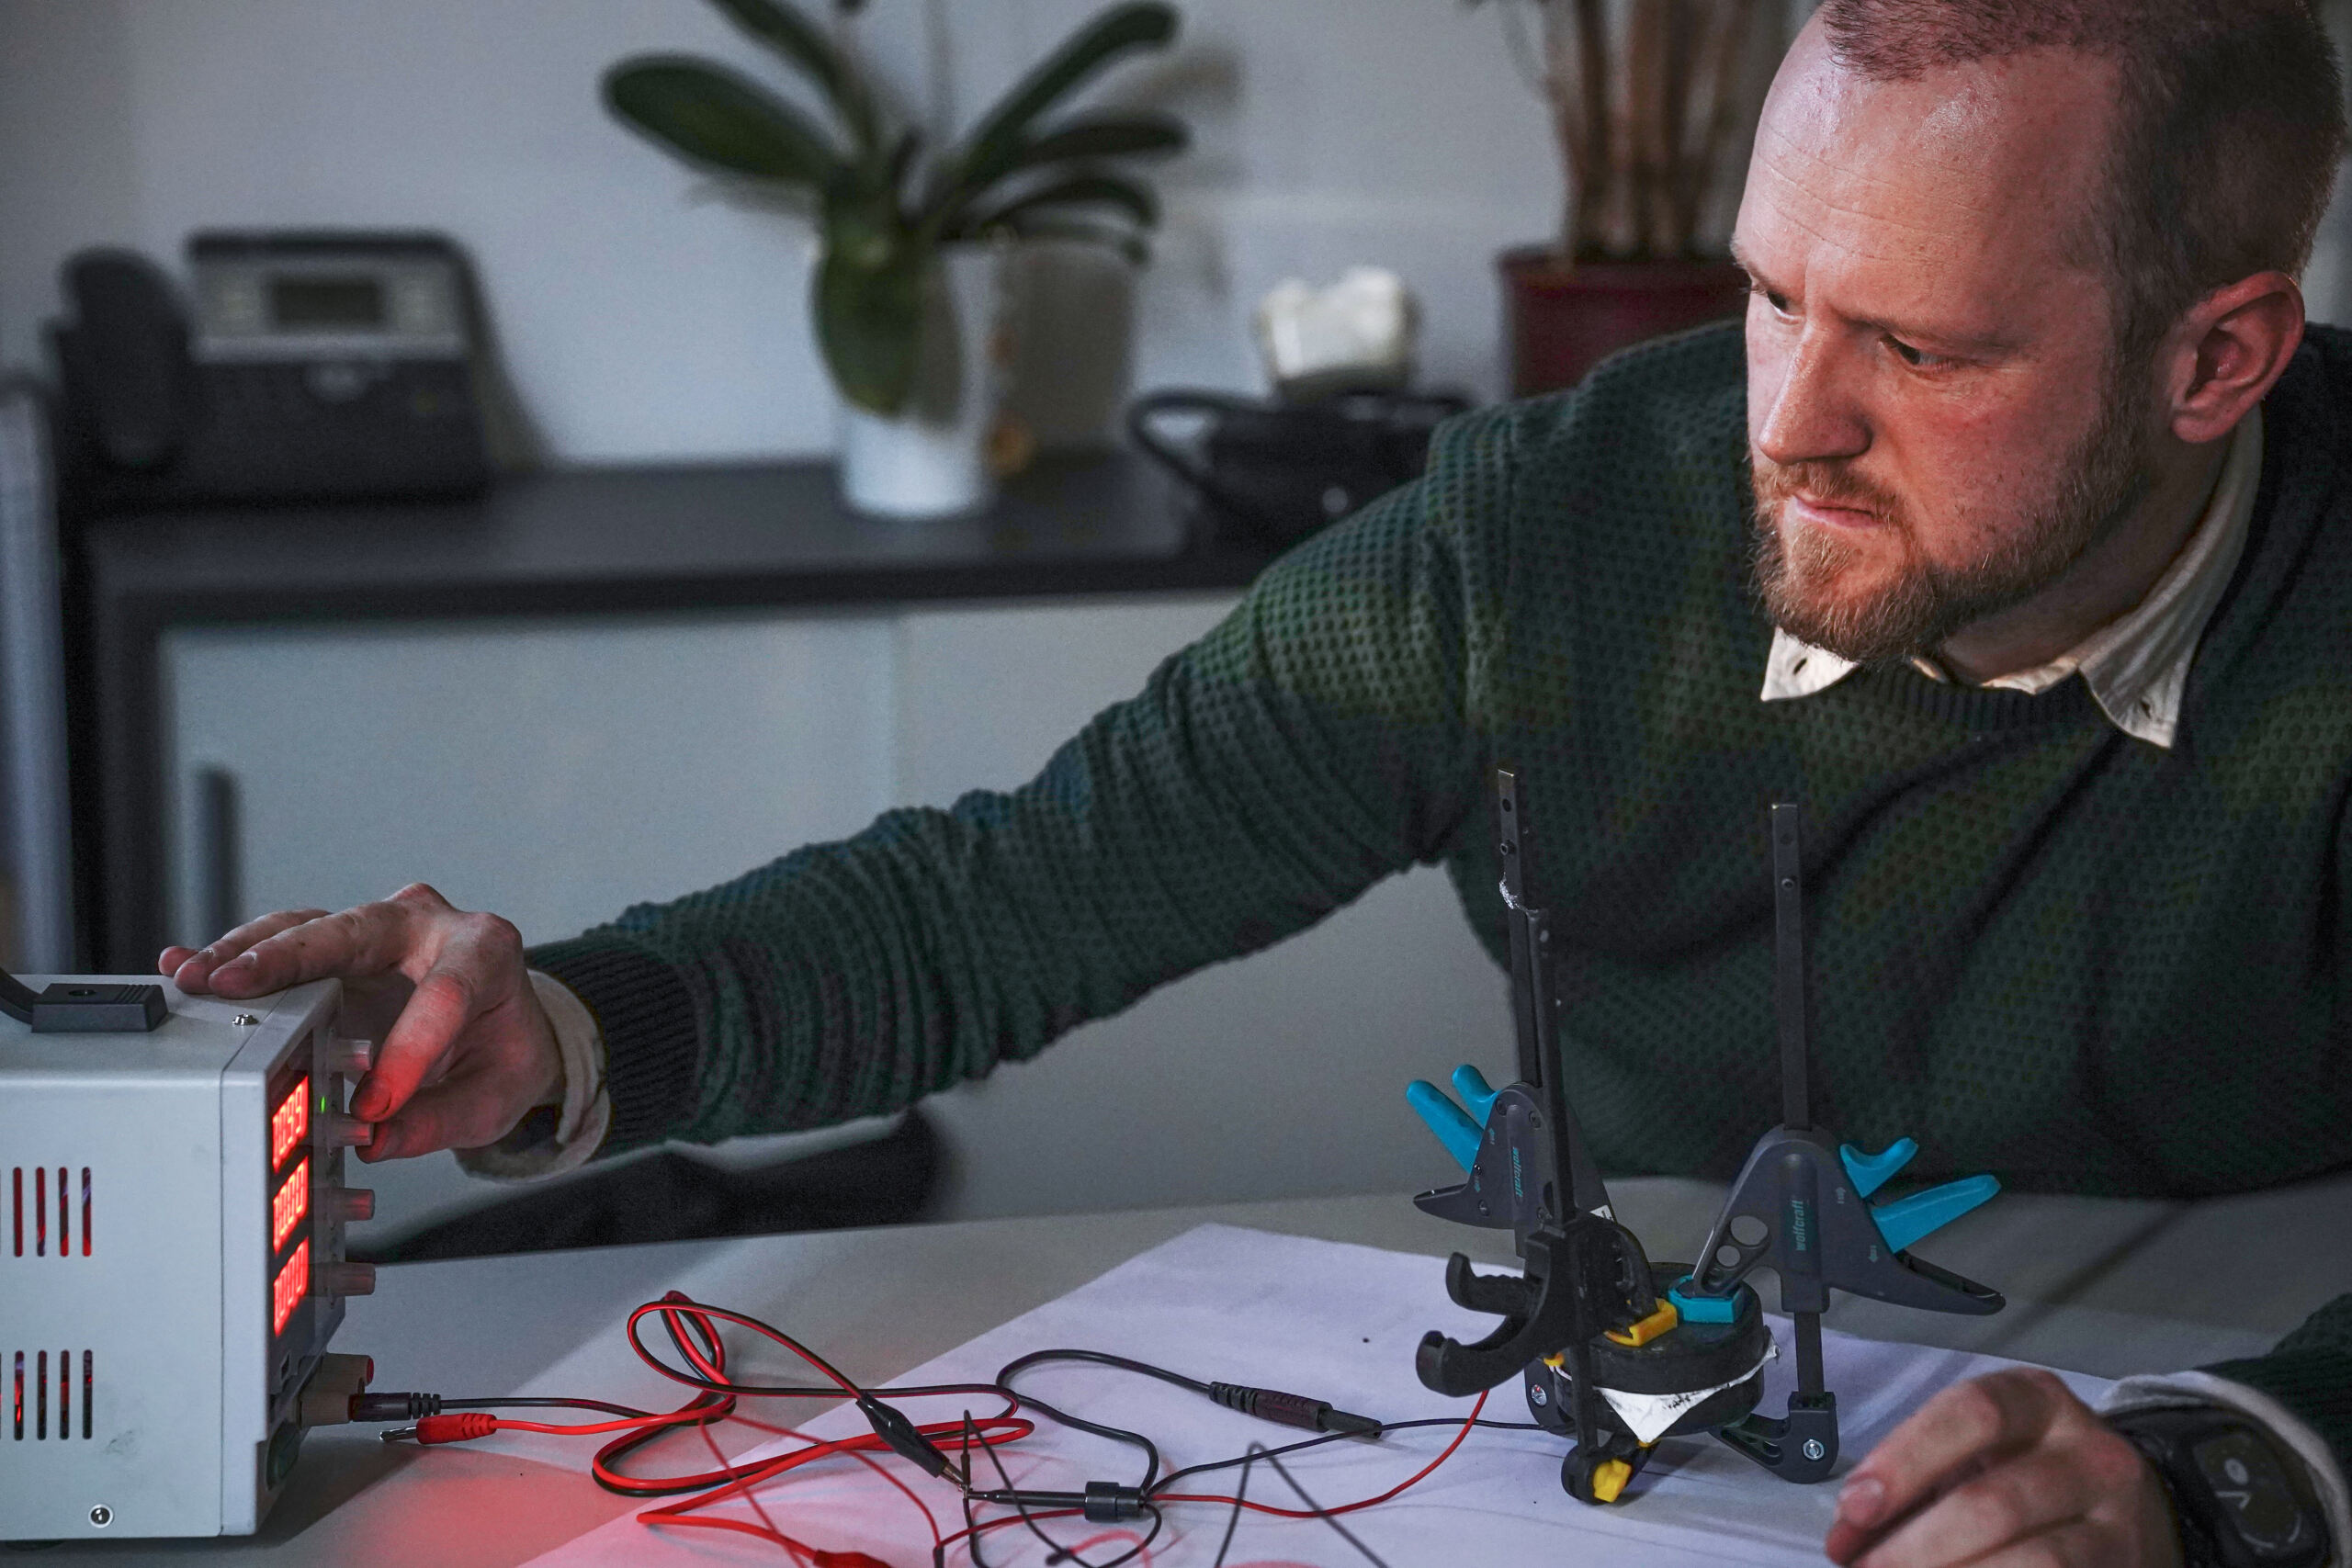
533, 321, 2352, 1480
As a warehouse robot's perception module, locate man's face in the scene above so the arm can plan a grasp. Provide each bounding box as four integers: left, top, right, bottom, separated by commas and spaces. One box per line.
1736, 28, 2157, 663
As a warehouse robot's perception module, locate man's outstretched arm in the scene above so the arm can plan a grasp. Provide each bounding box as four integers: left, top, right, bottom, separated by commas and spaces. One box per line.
168, 406, 1518, 1163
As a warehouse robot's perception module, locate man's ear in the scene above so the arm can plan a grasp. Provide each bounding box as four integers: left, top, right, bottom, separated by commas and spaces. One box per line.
2164, 272, 2305, 446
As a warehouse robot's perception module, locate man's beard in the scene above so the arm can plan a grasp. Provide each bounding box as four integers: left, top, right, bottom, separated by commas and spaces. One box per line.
1749, 367, 2158, 666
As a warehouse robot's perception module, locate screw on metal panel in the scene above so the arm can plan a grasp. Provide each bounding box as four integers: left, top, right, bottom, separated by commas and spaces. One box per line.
88, 1506, 111, 1528
1802, 1438, 1826, 1461
233, 1013, 259, 1026
1529, 1383, 1549, 1406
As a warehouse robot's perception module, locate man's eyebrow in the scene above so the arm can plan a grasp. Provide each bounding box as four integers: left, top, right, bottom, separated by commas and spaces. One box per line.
1726, 238, 1781, 295
1725, 236, 2016, 354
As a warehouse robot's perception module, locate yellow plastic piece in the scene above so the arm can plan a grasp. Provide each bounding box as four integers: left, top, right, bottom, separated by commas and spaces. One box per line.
1590, 1458, 1634, 1504
1604, 1298, 1681, 1348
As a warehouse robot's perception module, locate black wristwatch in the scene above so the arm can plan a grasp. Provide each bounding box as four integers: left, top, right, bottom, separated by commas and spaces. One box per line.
2107, 1406, 2331, 1568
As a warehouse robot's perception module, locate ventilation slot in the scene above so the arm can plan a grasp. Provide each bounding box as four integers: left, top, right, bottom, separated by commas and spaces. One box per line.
6, 1349, 91, 1440
6, 1166, 91, 1258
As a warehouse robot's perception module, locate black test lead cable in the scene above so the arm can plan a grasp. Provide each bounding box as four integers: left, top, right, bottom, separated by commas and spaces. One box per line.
955, 1409, 1168, 1568
365, 1292, 1520, 1560
1209, 1441, 1391, 1568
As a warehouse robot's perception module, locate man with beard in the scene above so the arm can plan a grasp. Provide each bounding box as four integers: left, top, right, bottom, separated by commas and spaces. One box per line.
169, 2, 2350, 1562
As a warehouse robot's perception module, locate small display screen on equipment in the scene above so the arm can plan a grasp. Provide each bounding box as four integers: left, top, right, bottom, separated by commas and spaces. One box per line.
272, 1238, 310, 1335
270, 1076, 310, 1172
271, 1159, 310, 1253
270, 276, 385, 331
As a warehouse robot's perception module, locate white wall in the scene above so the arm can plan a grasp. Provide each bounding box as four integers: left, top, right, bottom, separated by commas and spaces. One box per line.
0, 0, 1600, 458
7, 0, 2346, 465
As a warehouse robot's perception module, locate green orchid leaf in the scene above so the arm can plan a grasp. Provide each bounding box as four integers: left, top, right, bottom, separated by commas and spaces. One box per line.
702, 0, 881, 156
814, 238, 925, 415
954, 3, 1180, 196
967, 172, 1160, 235
996, 214, 1150, 266
886, 128, 924, 202
928, 112, 1184, 234
605, 56, 846, 185
1007, 110, 1189, 173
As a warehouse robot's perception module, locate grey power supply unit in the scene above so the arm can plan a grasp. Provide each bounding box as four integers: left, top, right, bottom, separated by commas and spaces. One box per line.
0, 976, 379, 1542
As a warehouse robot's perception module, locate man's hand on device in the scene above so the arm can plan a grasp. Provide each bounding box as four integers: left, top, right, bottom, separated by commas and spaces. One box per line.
1826, 1368, 2181, 1567
158, 883, 560, 1161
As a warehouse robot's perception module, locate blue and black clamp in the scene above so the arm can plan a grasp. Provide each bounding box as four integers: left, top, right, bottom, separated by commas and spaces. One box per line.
1668, 804, 2006, 1483
1406, 769, 1695, 1506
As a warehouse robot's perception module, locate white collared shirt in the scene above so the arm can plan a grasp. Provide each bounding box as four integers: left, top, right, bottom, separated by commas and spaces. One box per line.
1759, 410, 2265, 748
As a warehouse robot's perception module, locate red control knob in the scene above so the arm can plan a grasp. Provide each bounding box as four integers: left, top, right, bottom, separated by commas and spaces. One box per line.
316, 1114, 373, 1149
320, 1261, 377, 1298
325, 1188, 376, 1224
322, 1037, 375, 1077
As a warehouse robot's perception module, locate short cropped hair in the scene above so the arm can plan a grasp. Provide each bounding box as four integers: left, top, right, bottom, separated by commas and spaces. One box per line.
1816, 0, 2348, 363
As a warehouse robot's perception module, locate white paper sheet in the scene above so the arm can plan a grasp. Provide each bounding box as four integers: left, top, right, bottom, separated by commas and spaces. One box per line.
525, 1224, 2109, 1568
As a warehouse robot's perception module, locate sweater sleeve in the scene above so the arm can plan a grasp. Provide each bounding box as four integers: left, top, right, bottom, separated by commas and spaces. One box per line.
2102, 1298, 2352, 1564
2139, 783, 2352, 1539
526, 411, 1513, 1153
2204, 1298, 2352, 1534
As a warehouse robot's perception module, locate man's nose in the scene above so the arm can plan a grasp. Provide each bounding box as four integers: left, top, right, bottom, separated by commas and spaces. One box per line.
1754, 330, 1870, 468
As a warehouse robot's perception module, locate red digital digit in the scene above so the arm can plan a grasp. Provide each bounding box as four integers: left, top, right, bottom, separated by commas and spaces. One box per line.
272, 1238, 310, 1335
271, 1160, 310, 1253
270, 1077, 310, 1171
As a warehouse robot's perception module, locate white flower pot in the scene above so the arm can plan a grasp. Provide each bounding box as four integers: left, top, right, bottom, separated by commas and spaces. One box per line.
837, 243, 1010, 521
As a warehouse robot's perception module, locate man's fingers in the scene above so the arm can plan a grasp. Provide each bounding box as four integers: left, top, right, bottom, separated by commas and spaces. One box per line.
1831, 1371, 2075, 1560
1849, 1451, 2097, 1568
206, 893, 444, 991
1945, 1517, 2106, 1568
366, 1067, 533, 1161
362, 992, 552, 1161
351, 961, 482, 1123
162, 908, 331, 993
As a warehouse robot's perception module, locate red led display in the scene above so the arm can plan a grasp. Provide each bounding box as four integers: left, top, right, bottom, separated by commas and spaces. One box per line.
270, 1077, 310, 1171
272, 1238, 310, 1335
271, 1160, 310, 1253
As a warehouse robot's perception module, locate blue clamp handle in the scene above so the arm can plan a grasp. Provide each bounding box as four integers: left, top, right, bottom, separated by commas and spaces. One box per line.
1838, 1138, 1919, 1199
1449, 1065, 1499, 1126
1405, 1065, 1502, 1173
1869, 1174, 2001, 1255
1839, 1136, 2000, 1251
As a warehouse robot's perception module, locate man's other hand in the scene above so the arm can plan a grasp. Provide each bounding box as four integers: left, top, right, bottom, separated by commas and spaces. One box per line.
158, 884, 560, 1161
1826, 1368, 2181, 1567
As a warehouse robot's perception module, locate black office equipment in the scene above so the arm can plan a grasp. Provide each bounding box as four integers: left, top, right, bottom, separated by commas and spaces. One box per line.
1126, 388, 1467, 553
50, 231, 493, 508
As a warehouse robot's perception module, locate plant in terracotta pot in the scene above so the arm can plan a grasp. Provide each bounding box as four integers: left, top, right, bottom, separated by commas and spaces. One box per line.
605, 0, 1188, 517
1469, 0, 1770, 395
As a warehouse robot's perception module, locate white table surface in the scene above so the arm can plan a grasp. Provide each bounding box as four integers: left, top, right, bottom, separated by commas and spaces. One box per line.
21, 1171, 2351, 1566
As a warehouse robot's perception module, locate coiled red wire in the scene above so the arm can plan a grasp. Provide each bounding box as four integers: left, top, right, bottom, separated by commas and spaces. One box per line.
418, 1288, 1492, 1566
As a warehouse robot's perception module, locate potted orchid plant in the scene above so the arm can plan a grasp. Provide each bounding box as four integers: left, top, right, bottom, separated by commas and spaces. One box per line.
605, 0, 1188, 516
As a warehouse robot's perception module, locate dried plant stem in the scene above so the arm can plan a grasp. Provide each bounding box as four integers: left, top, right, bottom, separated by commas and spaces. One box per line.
1543, 4, 1590, 256
1646, 0, 1683, 257
1574, 0, 1611, 254
1526, 0, 1758, 262
1687, 0, 1758, 247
